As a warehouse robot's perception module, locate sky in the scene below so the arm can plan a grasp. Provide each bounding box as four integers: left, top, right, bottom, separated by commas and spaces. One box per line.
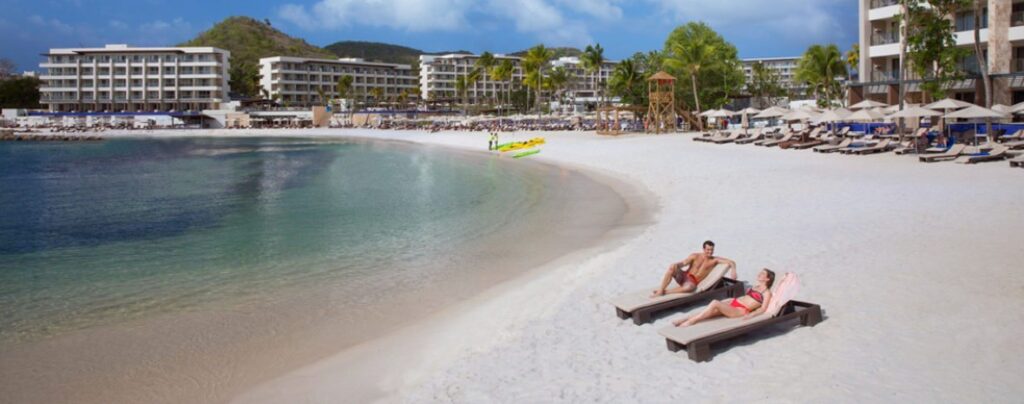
0, 0, 858, 72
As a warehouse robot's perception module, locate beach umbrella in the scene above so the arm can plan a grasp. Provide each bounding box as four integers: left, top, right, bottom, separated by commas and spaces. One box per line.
706, 109, 736, 118
738, 107, 761, 129
944, 105, 1007, 144
925, 98, 974, 110
1011, 101, 1024, 114
991, 104, 1013, 115
782, 109, 818, 122
698, 109, 719, 117
847, 108, 886, 122
887, 105, 942, 119
753, 106, 790, 119
813, 107, 852, 135
849, 99, 888, 110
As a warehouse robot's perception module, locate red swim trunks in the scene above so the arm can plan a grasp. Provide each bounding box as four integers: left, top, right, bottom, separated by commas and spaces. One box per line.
673, 267, 700, 285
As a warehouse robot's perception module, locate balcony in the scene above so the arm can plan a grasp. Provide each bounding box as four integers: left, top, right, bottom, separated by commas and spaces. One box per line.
1013, 11, 1024, 27
871, 0, 898, 8
1014, 58, 1024, 73
872, 31, 900, 45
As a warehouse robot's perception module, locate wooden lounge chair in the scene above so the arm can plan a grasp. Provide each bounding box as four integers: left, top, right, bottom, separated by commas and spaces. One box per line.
736, 128, 771, 144
849, 139, 894, 155
711, 129, 747, 144
787, 128, 828, 149
759, 131, 797, 147
919, 144, 967, 162
1009, 155, 1024, 168
694, 130, 727, 143
955, 145, 1010, 164
1001, 139, 1024, 150
998, 129, 1023, 142
656, 273, 823, 362
611, 264, 743, 325
753, 128, 789, 146
813, 138, 852, 153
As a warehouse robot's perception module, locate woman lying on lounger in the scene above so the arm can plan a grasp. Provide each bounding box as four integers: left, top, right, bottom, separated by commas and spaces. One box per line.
672, 269, 775, 327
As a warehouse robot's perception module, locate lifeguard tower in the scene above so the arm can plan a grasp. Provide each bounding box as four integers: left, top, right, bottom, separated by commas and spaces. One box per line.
646, 71, 677, 134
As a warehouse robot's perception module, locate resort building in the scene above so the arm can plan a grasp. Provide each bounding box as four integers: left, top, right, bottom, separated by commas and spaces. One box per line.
547, 56, 619, 106
851, 0, 1024, 106
39, 44, 230, 113
418, 53, 524, 103
740, 57, 802, 92
259, 56, 417, 107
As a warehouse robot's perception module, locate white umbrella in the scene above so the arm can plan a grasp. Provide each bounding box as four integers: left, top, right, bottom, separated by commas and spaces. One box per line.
849, 99, 888, 110
754, 106, 791, 119
706, 109, 736, 118
738, 107, 761, 129
925, 98, 974, 110
698, 109, 720, 117
887, 106, 942, 119
1011, 101, 1024, 114
782, 109, 818, 122
846, 108, 886, 122
991, 104, 1013, 115
814, 107, 852, 123
943, 105, 1007, 119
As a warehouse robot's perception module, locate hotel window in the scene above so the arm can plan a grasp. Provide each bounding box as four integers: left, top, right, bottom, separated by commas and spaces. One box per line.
131, 91, 142, 99
164, 91, 175, 98
164, 78, 175, 86
131, 67, 142, 75
165, 56, 177, 62
131, 79, 142, 86
115, 67, 126, 75
146, 79, 159, 86
99, 79, 110, 86
82, 56, 94, 63
148, 55, 159, 62
81, 67, 93, 75
116, 55, 127, 63
114, 79, 127, 87
99, 91, 110, 100
146, 91, 158, 98
82, 79, 93, 87
164, 66, 175, 74
148, 67, 159, 75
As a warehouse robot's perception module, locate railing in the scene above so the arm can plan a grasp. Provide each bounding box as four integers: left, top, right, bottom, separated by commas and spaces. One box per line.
1014, 58, 1024, 73
871, 70, 898, 82
871, 0, 898, 8
1013, 11, 1024, 27
872, 31, 900, 45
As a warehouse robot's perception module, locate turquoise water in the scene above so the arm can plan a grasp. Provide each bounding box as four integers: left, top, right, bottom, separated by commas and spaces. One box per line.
0, 137, 549, 343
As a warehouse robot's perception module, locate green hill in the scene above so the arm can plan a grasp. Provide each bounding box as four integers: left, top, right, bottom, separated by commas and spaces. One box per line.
324, 41, 470, 65
179, 16, 335, 96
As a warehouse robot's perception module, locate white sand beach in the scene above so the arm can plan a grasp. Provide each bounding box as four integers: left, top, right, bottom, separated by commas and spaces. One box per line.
211, 128, 1023, 403
11, 128, 1023, 402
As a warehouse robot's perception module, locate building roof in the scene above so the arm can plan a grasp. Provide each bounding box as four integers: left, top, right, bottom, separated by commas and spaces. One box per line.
45, 44, 227, 56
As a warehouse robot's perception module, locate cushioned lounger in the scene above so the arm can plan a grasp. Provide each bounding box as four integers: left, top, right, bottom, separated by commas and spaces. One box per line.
656, 273, 822, 362
919, 144, 967, 162
611, 264, 742, 325
813, 138, 851, 153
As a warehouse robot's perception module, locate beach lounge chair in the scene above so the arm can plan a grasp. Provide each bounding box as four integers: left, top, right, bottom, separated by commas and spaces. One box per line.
710, 129, 746, 144
753, 128, 788, 146
611, 264, 743, 325
812, 138, 852, 153
1001, 139, 1024, 150
919, 144, 967, 162
759, 131, 797, 147
656, 273, 823, 362
1009, 155, 1024, 168
788, 128, 828, 149
955, 145, 1010, 164
736, 128, 770, 144
849, 139, 895, 155
998, 129, 1023, 142
694, 130, 727, 143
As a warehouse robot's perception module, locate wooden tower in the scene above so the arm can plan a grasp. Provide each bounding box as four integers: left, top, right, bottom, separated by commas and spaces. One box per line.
646, 71, 677, 134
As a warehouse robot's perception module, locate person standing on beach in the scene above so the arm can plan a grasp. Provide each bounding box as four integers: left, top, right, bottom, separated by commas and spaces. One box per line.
488, 132, 498, 150
650, 241, 736, 297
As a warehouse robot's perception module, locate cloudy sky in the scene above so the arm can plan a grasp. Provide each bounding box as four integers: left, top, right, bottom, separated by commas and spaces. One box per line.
0, 0, 857, 71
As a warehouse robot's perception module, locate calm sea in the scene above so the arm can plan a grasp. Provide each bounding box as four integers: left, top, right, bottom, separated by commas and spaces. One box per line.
0, 137, 551, 343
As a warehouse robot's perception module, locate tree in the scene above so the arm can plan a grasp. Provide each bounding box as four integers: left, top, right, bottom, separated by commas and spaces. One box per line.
523, 45, 555, 114
973, 0, 993, 142
663, 22, 744, 129
455, 76, 468, 112
846, 43, 860, 77
0, 58, 16, 79
748, 61, 786, 108
904, 0, 970, 101
370, 87, 384, 107
490, 59, 514, 117
581, 44, 605, 107
316, 87, 328, 107
608, 58, 645, 108
229, 62, 260, 98
0, 76, 41, 108
794, 44, 847, 108
545, 66, 571, 112
336, 75, 354, 114
475, 52, 496, 106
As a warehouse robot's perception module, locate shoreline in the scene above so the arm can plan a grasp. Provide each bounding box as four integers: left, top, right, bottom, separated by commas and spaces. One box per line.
0, 129, 658, 403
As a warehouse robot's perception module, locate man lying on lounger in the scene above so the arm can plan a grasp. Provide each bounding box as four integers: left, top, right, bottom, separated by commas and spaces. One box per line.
650, 240, 736, 297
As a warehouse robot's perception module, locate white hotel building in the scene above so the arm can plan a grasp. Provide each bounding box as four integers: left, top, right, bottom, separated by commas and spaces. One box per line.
419, 53, 618, 105
547, 56, 619, 104
740, 57, 802, 92
39, 44, 230, 113
259, 56, 417, 107
851, 0, 1024, 106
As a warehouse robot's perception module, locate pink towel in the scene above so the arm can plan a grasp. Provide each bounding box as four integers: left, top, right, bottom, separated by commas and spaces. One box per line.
765, 272, 800, 317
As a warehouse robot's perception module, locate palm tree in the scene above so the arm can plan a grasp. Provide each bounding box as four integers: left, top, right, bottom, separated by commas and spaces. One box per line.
370, 87, 384, 108
523, 45, 555, 114
581, 44, 605, 108
336, 75, 354, 112
609, 59, 643, 107
490, 59, 514, 117
455, 76, 468, 113
546, 66, 571, 113
665, 37, 716, 124
475, 52, 496, 106
315, 87, 328, 107
794, 44, 847, 108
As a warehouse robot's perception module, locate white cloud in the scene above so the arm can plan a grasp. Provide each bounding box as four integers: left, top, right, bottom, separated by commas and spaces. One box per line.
109, 20, 129, 30
649, 0, 847, 44
278, 0, 598, 46
279, 0, 473, 32
29, 15, 74, 34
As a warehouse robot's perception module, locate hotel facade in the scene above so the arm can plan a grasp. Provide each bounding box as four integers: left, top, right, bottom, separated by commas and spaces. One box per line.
259, 56, 417, 107
39, 44, 230, 113
740, 57, 802, 93
851, 0, 1024, 106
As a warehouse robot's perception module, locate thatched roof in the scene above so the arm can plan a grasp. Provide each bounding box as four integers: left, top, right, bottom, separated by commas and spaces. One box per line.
648, 71, 676, 81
